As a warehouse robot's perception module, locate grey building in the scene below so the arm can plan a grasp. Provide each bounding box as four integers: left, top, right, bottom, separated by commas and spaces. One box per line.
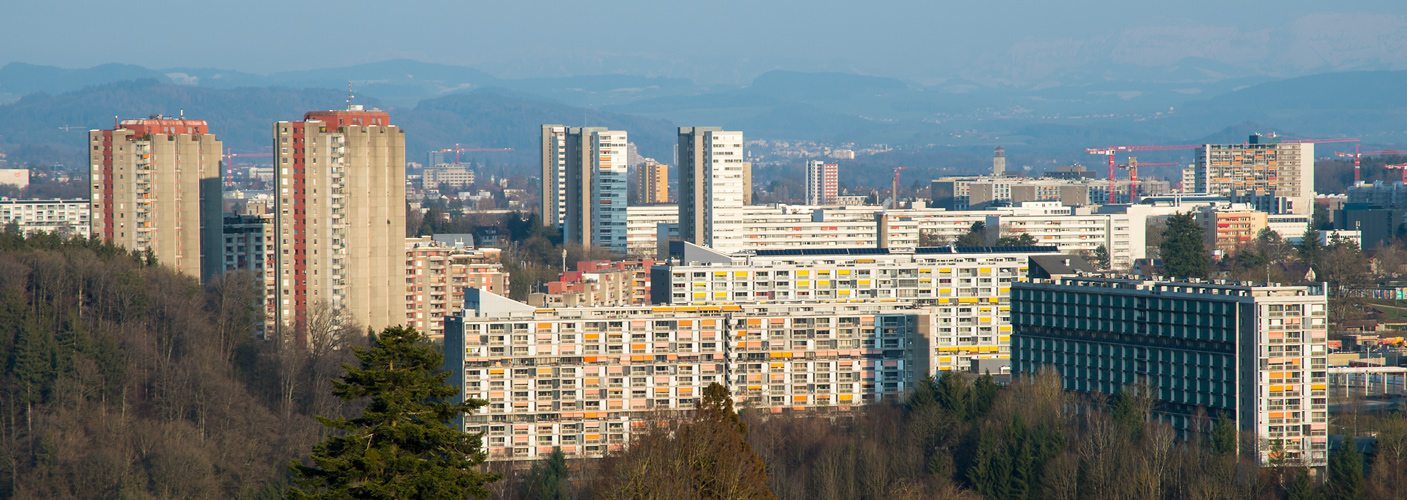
1011, 277, 1329, 466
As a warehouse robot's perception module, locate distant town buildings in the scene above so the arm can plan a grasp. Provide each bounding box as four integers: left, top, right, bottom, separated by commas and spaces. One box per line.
423, 164, 475, 191
89, 116, 222, 280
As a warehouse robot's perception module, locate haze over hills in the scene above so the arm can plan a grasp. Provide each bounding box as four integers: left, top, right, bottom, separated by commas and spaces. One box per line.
0, 59, 1402, 180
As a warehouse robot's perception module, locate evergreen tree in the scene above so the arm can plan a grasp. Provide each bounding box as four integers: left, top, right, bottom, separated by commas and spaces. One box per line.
1092, 244, 1111, 269
1286, 467, 1321, 500
967, 426, 998, 495
1159, 213, 1209, 279
522, 448, 569, 500
1007, 416, 1033, 500
936, 371, 970, 420
994, 233, 1038, 247
288, 326, 498, 500
1327, 437, 1364, 500
906, 375, 938, 411
1300, 228, 1325, 268
1211, 412, 1237, 457
956, 222, 987, 247
970, 372, 1000, 419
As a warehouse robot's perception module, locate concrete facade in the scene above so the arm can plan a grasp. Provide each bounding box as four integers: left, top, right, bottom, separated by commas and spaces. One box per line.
89, 117, 222, 280
270, 108, 405, 345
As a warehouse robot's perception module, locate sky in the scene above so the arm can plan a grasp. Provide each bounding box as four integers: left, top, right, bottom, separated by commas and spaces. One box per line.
4, 0, 1407, 85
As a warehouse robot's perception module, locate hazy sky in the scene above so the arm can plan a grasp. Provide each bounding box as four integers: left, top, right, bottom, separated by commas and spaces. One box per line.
5, 0, 1407, 84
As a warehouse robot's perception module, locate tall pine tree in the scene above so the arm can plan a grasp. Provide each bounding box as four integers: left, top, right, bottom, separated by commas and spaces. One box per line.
1327, 437, 1364, 500
1160, 213, 1209, 279
288, 326, 498, 500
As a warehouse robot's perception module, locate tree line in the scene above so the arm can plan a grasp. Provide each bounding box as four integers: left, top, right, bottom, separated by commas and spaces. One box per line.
0, 232, 367, 499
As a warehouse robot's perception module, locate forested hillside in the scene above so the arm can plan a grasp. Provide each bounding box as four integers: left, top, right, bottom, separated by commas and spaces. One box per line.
0, 234, 363, 499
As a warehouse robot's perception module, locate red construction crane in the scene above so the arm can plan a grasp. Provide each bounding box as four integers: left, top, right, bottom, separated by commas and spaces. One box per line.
440, 143, 515, 163
1335, 146, 1407, 184
1387, 164, 1407, 185
891, 166, 909, 202
1116, 158, 1180, 204
1087, 144, 1202, 204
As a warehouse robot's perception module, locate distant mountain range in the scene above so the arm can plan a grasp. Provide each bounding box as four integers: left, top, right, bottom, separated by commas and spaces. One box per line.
1, 60, 1404, 179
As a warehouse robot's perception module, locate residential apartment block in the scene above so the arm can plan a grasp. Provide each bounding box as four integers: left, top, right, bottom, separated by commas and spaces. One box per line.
806, 160, 838, 205
624, 205, 677, 257
678, 127, 745, 249
423, 164, 476, 191
653, 245, 1053, 372
270, 107, 405, 344
632, 162, 668, 205
0, 198, 90, 239
1011, 277, 1329, 467
1194, 135, 1314, 216
405, 237, 508, 338
444, 296, 922, 461
540, 125, 567, 232
90, 117, 222, 280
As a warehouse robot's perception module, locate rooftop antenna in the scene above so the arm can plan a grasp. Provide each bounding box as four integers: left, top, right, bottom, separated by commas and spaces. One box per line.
346, 82, 354, 110
179, 108, 184, 118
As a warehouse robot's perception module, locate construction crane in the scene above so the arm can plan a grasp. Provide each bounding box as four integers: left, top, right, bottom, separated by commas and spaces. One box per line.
1116, 158, 1180, 204
1387, 164, 1407, 185
1087, 144, 1202, 204
1335, 146, 1407, 184
1088, 135, 1359, 204
891, 166, 908, 204
439, 143, 515, 164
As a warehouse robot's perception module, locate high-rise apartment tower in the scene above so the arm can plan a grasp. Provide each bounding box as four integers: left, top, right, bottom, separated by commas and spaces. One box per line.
677, 127, 745, 249
540, 125, 567, 231
806, 160, 838, 205
556, 127, 628, 251
633, 162, 668, 205
269, 106, 405, 344
89, 116, 223, 280
1194, 134, 1314, 215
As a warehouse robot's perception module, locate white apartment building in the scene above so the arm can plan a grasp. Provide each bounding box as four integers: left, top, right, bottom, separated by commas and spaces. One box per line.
0, 198, 90, 239
591, 131, 630, 253
540, 125, 568, 232
678, 128, 746, 250
445, 295, 923, 461
423, 164, 476, 191
984, 212, 1146, 269
652, 246, 1052, 372
805, 160, 838, 205
625, 205, 678, 257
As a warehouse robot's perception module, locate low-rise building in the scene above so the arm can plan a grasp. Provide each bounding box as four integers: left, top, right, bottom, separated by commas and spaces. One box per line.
625, 205, 677, 257
1011, 277, 1329, 467
423, 164, 476, 191
0, 198, 89, 238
